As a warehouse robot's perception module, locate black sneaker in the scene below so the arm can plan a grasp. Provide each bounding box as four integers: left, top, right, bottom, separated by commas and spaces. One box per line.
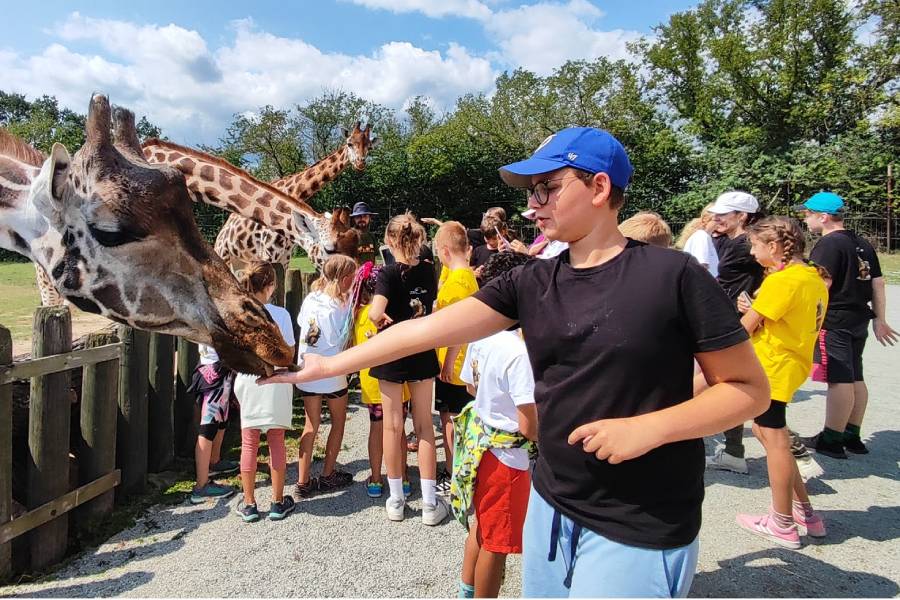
436, 469, 452, 496
236, 501, 260, 523
269, 496, 296, 521
804, 432, 847, 459
294, 478, 318, 498
209, 459, 240, 477
318, 470, 353, 492
843, 436, 869, 454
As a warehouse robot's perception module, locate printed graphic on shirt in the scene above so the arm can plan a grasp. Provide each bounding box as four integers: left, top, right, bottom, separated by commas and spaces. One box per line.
857, 253, 871, 281
305, 317, 321, 347
470, 358, 480, 389
815, 299, 826, 331
409, 297, 425, 318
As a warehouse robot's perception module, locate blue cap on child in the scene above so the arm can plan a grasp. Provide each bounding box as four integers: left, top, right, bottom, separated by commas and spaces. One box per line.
499, 127, 633, 190
792, 191, 845, 215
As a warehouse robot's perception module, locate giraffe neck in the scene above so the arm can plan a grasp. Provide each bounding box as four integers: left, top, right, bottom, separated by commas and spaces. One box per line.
142, 139, 325, 253
271, 146, 350, 200
0, 136, 49, 262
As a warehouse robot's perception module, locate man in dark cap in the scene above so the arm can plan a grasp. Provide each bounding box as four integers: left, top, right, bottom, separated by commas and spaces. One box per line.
350, 201, 378, 264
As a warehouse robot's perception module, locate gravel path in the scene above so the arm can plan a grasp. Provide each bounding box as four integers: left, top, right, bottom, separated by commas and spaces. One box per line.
4, 288, 899, 598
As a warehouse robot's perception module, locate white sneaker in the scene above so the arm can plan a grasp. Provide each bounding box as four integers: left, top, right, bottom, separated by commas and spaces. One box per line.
385, 496, 406, 522
422, 496, 450, 526
795, 455, 824, 482
706, 447, 748, 474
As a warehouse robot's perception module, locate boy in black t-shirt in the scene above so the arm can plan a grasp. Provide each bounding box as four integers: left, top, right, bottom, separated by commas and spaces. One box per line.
261, 127, 769, 597
795, 192, 898, 458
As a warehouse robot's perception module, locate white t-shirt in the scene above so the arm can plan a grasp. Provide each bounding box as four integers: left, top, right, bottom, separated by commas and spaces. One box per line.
683, 229, 719, 277
234, 304, 296, 431
296, 290, 352, 393
198, 344, 219, 366
460, 329, 535, 471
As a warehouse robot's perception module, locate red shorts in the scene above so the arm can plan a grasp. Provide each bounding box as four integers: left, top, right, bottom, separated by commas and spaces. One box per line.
473, 451, 530, 554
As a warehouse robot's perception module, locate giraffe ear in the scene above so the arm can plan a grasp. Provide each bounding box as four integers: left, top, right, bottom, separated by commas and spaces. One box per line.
341, 127, 350, 138
49, 143, 71, 201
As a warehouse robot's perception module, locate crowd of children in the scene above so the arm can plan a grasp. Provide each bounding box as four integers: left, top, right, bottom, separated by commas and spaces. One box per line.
183, 125, 895, 598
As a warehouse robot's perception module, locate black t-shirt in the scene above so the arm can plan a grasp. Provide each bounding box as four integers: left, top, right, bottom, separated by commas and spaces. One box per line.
471, 244, 498, 268
810, 230, 882, 329
474, 241, 748, 549
355, 230, 377, 264
370, 259, 440, 381
715, 233, 765, 303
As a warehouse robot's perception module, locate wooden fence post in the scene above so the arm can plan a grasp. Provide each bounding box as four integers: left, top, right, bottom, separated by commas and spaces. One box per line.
273, 263, 286, 307
147, 333, 175, 473
116, 326, 149, 497
0, 326, 11, 579
175, 338, 199, 458
77, 331, 119, 522
27, 307, 72, 570
285, 269, 303, 341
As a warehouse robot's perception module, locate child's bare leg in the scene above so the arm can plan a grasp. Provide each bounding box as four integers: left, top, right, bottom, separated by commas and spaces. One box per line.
210, 427, 225, 465
195, 432, 214, 488
462, 523, 480, 587
790, 457, 811, 504
268, 429, 287, 502
368, 417, 384, 483
298, 396, 322, 484
475, 547, 507, 598
409, 379, 437, 480
440, 411, 455, 469
240, 428, 260, 505
753, 422, 793, 515
322, 394, 349, 477
379, 381, 405, 479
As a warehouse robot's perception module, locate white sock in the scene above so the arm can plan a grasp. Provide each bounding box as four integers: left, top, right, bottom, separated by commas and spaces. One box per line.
422, 479, 436, 506
388, 477, 404, 501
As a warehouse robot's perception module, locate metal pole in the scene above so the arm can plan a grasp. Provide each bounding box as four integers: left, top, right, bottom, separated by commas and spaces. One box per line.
887, 163, 893, 251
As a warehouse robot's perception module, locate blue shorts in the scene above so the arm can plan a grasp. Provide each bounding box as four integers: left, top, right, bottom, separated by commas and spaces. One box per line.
522, 485, 699, 598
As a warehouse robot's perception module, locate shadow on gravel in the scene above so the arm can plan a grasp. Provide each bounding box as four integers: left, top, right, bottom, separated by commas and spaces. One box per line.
691, 547, 899, 597
6, 571, 153, 597
811, 505, 900, 545
39, 500, 231, 583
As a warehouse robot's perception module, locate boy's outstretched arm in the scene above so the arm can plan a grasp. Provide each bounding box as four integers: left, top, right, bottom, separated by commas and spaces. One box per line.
569, 340, 770, 464
260, 298, 514, 385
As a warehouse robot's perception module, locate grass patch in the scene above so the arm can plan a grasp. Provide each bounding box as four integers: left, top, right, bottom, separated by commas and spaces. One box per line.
878, 252, 900, 284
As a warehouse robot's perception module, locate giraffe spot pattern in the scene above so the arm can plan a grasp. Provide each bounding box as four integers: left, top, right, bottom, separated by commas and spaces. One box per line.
179, 158, 196, 171
240, 180, 257, 195
92, 283, 130, 317
257, 192, 273, 207
229, 194, 249, 209
220, 170, 233, 190
199, 165, 215, 181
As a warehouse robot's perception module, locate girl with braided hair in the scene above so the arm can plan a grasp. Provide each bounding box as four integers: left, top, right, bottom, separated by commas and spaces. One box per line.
734, 216, 830, 548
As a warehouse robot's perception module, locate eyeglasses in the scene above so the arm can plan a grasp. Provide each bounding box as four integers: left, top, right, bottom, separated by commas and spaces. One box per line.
526, 172, 594, 206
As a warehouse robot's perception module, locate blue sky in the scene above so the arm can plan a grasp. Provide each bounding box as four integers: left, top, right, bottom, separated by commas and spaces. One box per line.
2, 1, 697, 144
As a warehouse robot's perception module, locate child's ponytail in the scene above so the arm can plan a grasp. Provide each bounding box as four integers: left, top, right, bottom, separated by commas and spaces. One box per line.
239, 263, 277, 296
312, 254, 358, 301
385, 212, 425, 262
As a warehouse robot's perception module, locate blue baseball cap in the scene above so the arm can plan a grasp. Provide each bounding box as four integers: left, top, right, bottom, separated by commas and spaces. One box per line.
499, 127, 634, 189
792, 191, 844, 215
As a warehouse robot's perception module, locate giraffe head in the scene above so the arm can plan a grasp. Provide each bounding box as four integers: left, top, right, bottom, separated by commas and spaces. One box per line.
342, 122, 377, 171
6, 94, 293, 375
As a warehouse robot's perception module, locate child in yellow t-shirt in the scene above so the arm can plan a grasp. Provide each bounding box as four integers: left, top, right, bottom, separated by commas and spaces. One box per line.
352, 264, 411, 499
432, 221, 479, 490
735, 216, 829, 549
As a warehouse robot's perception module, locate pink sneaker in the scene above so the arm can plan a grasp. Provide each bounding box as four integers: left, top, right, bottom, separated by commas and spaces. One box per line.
793, 509, 826, 538
736, 513, 801, 549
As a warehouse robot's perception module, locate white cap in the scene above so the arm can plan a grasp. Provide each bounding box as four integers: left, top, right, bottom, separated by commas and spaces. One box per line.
708, 191, 759, 214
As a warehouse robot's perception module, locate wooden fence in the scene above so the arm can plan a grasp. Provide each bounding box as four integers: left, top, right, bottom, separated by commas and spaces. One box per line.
0, 266, 319, 578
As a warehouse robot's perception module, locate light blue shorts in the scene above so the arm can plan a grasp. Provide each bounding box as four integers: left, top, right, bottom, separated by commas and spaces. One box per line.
522, 485, 699, 598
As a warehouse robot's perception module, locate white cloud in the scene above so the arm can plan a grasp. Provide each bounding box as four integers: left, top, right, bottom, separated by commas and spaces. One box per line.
3, 13, 496, 145
345, 0, 493, 20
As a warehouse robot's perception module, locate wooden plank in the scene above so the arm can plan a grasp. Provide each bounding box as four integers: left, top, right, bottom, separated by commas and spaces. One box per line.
27, 306, 72, 570
117, 326, 149, 497
77, 331, 119, 523
0, 343, 122, 385
174, 338, 199, 458
0, 470, 120, 546
272, 263, 286, 307
0, 326, 11, 578
285, 269, 303, 350
147, 333, 175, 472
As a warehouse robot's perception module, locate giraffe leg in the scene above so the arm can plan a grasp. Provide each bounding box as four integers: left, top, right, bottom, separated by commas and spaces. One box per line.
34, 262, 65, 307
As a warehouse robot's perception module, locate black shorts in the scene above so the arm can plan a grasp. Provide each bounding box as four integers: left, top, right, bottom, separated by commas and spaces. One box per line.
754, 400, 787, 428
813, 322, 868, 383
298, 388, 348, 400
370, 349, 440, 383
198, 421, 227, 441
435, 380, 473, 415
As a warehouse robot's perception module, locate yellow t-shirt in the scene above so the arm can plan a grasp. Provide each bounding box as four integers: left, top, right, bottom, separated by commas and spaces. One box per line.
436, 267, 479, 386
439, 265, 449, 288
751, 264, 828, 403
353, 305, 409, 404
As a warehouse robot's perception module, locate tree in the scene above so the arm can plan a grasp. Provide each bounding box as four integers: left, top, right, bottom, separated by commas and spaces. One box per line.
218, 105, 306, 181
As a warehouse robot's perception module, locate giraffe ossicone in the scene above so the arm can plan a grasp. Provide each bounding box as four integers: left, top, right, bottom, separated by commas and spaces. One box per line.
0, 93, 293, 376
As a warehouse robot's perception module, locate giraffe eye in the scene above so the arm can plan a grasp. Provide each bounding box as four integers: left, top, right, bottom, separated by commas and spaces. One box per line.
88, 224, 146, 247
